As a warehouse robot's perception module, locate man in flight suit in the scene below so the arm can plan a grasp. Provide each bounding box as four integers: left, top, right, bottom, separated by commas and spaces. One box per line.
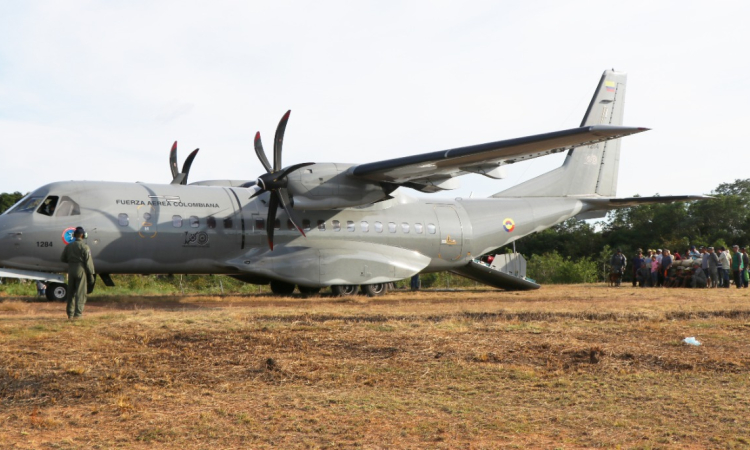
60, 226, 95, 319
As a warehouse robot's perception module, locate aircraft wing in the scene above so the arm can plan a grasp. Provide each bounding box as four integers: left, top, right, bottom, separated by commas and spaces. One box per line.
350, 125, 648, 192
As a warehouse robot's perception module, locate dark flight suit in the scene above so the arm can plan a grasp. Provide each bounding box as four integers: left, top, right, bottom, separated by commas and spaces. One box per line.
60, 238, 95, 318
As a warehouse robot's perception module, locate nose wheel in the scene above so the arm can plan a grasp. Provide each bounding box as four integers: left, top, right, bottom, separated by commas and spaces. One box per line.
45, 282, 68, 302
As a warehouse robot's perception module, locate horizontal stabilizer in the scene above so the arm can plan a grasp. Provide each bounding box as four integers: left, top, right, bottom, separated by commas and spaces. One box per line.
582, 195, 713, 211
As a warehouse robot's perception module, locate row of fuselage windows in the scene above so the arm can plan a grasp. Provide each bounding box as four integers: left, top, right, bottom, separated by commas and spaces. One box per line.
116, 213, 437, 235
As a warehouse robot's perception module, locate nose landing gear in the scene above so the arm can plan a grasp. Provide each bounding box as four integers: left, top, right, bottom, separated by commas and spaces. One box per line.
46, 282, 68, 302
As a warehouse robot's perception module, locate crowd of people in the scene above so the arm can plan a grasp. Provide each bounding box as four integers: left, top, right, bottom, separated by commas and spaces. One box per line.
609, 245, 750, 289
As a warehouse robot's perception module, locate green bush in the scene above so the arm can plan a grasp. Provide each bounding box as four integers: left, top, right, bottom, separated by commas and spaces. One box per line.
526, 251, 598, 284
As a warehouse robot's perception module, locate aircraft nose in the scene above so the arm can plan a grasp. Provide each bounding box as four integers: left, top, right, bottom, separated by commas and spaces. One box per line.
0, 215, 20, 265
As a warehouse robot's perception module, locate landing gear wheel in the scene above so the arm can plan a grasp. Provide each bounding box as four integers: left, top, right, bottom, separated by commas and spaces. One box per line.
46, 283, 68, 302
298, 285, 321, 297
331, 285, 359, 297
361, 283, 388, 297
270, 280, 295, 296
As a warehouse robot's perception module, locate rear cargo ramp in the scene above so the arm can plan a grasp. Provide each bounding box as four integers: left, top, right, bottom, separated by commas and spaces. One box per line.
451, 260, 540, 291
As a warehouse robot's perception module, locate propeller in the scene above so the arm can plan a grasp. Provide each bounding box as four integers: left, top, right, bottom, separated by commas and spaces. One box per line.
169, 141, 200, 185
251, 110, 314, 250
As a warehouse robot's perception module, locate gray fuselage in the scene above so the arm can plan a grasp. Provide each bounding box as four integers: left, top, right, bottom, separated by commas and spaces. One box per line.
0, 180, 587, 285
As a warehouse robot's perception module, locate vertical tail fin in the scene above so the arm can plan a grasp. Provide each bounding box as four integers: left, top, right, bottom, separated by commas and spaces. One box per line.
493, 69, 627, 198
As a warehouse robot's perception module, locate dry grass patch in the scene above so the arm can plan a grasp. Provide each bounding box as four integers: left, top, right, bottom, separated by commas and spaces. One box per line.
2, 285, 750, 448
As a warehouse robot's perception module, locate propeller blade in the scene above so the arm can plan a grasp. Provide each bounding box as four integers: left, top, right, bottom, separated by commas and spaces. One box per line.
180, 148, 199, 185
249, 186, 265, 199
273, 110, 291, 172
169, 141, 179, 179
245, 185, 262, 199
254, 132, 273, 173
266, 192, 279, 250
278, 188, 306, 237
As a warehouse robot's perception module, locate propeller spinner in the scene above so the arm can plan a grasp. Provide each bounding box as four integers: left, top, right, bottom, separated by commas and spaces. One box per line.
251, 110, 314, 250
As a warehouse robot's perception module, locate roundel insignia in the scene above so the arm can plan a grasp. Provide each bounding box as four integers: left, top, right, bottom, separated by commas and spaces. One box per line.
503, 218, 515, 232
62, 227, 76, 245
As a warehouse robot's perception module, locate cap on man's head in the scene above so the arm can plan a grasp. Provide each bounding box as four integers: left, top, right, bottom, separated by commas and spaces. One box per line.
657, 249, 662, 252
733, 244, 739, 249
708, 246, 714, 250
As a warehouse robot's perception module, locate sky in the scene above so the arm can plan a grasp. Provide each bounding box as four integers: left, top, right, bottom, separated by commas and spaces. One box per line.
1, 1, 749, 200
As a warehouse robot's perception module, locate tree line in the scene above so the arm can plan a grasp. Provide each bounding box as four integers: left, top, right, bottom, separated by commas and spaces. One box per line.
515, 179, 750, 283
2, 180, 748, 285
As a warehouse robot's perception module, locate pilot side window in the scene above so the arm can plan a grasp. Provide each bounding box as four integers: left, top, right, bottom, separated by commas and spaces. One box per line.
223, 217, 233, 229
388, 222, 397, 233
347, 221, 355, 232
427, 223, 437, 234
118, 213, 129, 226
54, 196, 80, 216
401, 222, 410, 233
190, 216, 200, 228
374, 221, 383, 233
173, 215, 183, 227
414, 223, 423, 234
332, 220, 341, 231
360, 221, 369, 232
317, 220, 326, 231
207, 217, 217, 229
37, 196, 59, 216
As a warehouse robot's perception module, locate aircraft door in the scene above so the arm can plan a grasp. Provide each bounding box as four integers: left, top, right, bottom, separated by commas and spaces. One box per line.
434, 206, 464, 261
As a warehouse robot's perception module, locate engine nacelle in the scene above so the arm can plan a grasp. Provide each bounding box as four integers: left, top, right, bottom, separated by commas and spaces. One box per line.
286, 163, 390, 210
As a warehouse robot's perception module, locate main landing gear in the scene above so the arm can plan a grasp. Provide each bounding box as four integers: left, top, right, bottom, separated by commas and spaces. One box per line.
331, 283, 389, 297
268, 282, 389, 297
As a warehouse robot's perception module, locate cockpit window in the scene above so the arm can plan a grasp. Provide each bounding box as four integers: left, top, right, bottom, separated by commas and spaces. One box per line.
6, 195, 44, 214
37, 196, 59, 216
54, 196, 80, 216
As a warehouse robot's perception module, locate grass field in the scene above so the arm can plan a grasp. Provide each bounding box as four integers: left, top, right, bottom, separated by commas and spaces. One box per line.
2, 285, 750, 449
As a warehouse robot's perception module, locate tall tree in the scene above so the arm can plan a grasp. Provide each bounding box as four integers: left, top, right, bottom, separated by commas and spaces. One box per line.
0, 192, 25, 214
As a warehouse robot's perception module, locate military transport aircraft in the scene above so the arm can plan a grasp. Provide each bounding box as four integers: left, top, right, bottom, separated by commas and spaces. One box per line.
0, 70, 706, 300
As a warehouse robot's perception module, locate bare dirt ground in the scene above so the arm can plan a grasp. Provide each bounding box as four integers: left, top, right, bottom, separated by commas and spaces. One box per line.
2, 285, 750, 449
